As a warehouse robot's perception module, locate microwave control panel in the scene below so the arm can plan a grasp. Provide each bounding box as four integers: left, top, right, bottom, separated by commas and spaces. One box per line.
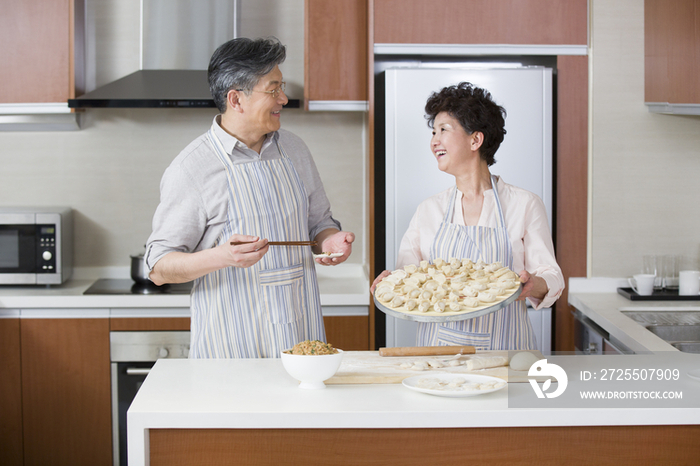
36, 224, 57, 273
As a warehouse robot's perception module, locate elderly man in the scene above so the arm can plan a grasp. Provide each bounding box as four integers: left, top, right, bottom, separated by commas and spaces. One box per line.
146, 37, 354, 358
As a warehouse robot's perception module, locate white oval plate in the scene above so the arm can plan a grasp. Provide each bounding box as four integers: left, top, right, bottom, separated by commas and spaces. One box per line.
313, 252, 343, 259
402, 373, 507, 398
375, 285, 521, 323
687, 369, 700, 381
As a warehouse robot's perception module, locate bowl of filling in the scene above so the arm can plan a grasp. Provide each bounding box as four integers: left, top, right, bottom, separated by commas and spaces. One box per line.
281, 340, 343, 389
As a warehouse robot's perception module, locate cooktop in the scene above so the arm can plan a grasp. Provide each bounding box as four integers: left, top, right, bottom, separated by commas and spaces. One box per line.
83, 279, 193, 295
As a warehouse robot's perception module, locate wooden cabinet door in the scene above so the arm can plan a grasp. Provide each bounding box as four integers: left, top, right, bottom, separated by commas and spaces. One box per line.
645, 0, 700, 104
554, 55, 589, 352
0, 318, 23, 466
110, 317, 191, 331
0, 0, 74, 103
373, 0, 588, 46
324, 315, 369, 350
21, 318, 112, 466
304, 0, 368, 107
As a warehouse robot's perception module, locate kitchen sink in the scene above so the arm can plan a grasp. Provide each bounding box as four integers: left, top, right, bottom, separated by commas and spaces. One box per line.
645, 324, 700, 342
671, 342, 700, 354
621, 311, 700, 353
621, 310, 700, 326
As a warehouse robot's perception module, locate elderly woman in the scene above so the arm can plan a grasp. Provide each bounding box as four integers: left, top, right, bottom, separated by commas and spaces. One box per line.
373, 82, 564, 350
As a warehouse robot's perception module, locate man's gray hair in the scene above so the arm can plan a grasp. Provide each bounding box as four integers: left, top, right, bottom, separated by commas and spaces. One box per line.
208, 37, 286, 113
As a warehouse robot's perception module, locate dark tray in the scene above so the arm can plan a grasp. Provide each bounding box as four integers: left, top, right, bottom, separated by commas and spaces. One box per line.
617, 287, 700, 301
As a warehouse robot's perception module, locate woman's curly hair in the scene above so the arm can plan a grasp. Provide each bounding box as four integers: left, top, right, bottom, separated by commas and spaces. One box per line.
424, 82, 507, 166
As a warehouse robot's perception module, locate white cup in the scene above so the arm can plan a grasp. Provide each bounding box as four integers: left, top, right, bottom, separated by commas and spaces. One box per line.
678, 270, 700, 296
629, 274, 656, 296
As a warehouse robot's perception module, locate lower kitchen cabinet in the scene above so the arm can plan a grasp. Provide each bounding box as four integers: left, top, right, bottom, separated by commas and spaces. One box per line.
109, 315, 369, 349
21, 318, 112, 466
0, 317, 23, 466
110, 316, 190, 331
324, 315, 369, 350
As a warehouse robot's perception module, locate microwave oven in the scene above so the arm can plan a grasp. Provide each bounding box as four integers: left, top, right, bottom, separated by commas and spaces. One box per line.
0, 207, 73, 285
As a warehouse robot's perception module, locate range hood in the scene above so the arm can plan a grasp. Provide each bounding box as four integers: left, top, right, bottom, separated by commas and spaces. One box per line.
69, 0, 299, 109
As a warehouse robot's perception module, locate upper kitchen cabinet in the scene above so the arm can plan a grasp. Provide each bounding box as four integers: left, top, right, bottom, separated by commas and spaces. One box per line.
0, 0, 82, 129
373, 0, 588, 52
304, 0, 368, 111
645, 0, 700, 114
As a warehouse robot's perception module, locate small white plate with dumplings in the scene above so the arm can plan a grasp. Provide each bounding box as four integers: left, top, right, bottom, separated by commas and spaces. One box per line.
402, 373, 507, 398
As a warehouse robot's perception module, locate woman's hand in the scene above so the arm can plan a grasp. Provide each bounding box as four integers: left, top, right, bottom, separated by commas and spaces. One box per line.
517, 270, 548, 301
370, 270, 391, 294
314, 230, 355, 266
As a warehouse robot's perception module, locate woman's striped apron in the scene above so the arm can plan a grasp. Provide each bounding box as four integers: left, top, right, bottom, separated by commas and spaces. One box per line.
417, 175, 537, 350
188, 130, 326, 358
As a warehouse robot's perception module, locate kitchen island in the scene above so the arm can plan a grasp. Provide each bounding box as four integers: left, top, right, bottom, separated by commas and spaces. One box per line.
128, 353, 700, 466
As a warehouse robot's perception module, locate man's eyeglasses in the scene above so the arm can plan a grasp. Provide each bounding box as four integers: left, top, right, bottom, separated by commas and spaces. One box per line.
236, 82, 286, 98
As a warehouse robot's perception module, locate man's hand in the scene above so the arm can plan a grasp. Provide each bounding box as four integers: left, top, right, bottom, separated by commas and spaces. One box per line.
149, 234, 269, 286
313, 229, 355, 266
222, 234, 269, 268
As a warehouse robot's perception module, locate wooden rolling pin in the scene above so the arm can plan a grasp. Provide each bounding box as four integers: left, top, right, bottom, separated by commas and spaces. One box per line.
378, 346, 476, 357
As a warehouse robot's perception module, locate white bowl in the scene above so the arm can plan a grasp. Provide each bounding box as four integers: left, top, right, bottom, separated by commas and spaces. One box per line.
280, 349, 344, 389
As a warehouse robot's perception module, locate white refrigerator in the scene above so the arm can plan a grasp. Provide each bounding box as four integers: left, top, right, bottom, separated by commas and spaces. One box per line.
383, 66, 553, 353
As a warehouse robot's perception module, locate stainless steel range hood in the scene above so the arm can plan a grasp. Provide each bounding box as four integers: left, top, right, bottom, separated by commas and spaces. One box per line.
69, 0, 299, 109
68, 69, 217, 108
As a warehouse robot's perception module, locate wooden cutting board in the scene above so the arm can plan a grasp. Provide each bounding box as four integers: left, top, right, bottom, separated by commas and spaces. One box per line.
325, 350, 544, 384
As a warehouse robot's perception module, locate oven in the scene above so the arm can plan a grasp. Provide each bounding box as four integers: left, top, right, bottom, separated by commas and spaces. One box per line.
110, 331, 190, 466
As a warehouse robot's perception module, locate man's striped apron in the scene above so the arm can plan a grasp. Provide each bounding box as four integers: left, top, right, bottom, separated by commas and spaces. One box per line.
417, 175, 537, 350
188, 130, 325, 358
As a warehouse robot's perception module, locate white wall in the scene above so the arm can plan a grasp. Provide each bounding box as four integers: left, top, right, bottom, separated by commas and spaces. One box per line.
0, 0, 366, 271
590, 0, 700, 276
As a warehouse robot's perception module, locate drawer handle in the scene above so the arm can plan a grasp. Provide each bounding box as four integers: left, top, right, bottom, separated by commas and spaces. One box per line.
125, 368, 151, 376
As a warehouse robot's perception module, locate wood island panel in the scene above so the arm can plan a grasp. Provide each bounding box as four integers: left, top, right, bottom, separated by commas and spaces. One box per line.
304, 0, 368, 106
555, 55, 589, 352
21, 318, 112, 466
149, 425, 700, 465
373, 0, 588, 46
0, 318, 23, 466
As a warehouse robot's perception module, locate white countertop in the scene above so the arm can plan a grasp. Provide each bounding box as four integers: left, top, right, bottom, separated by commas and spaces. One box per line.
0, 264, 370, 317
127, 352, 700, 466
568, 277, 700, 353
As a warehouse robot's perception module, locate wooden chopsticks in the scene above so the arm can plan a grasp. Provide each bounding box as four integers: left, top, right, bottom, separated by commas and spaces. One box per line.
230, 240, 317, 246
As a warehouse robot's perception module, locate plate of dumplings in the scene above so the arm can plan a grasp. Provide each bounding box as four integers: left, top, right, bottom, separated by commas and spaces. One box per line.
374, 258, 522, 323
